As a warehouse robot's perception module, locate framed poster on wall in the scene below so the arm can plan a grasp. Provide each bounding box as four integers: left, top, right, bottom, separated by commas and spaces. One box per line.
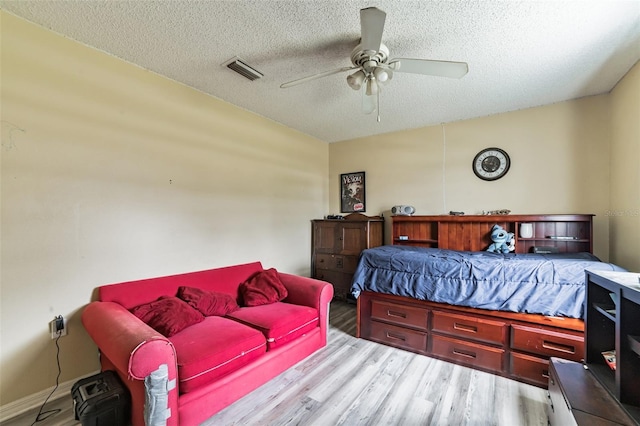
340, 171, 366, 213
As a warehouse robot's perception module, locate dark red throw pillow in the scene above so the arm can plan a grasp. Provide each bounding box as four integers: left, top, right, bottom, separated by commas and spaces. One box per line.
239, 268, 288, 307
177, 286, 240, 316
130, 296, 204, 337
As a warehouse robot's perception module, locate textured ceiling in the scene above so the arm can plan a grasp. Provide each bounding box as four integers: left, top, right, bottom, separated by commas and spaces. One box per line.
1, 1, 639, 143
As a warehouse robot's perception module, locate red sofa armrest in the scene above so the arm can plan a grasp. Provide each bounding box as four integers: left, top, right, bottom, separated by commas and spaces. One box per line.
82, 301, 180, 426
82, 301, 177, 379
278, 273, 333, 309
278, 273, 334, 346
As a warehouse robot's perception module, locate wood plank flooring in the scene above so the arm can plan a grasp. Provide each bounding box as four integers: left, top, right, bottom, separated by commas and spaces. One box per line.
2, 301, 549, 426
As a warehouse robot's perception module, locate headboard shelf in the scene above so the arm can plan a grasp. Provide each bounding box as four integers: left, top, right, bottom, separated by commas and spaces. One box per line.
392, 214, 594, 254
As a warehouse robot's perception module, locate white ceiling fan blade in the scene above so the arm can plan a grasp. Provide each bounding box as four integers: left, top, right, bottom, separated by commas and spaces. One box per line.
390, 58, 469, 79
360, 7, 386, 53
280, 66, 358, 88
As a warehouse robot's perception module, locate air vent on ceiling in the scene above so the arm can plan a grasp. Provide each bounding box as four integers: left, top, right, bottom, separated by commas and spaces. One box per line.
223, 57, 263, 81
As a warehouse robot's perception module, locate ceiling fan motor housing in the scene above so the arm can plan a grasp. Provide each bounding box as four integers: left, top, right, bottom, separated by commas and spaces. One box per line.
351, 43, 389, 69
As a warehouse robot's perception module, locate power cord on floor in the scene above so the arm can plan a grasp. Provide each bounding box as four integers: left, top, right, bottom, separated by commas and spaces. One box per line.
31, 333, 63, 425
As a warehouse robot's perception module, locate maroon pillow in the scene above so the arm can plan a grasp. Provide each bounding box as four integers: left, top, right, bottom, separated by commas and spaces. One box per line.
239, 268, 288, 307
130, 296, 204, 337
177, 286, 239, 316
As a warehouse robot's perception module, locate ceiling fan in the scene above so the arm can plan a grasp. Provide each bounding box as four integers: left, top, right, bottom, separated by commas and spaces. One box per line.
280, 7, 469, 121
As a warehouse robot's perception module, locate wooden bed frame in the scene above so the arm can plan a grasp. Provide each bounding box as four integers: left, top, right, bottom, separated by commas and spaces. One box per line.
356, 214, 593, 388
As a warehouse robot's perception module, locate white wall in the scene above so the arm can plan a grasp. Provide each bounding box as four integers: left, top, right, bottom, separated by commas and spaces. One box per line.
0, 12, 328, 404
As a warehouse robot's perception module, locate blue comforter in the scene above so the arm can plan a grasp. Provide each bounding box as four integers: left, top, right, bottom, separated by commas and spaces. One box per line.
351, 246, 625, 318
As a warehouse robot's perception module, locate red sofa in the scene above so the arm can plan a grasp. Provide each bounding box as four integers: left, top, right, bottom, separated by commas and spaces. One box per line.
81, 262, 334, 426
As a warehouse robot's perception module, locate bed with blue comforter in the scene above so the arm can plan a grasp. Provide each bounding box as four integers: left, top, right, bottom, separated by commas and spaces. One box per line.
351, 245, 625, 318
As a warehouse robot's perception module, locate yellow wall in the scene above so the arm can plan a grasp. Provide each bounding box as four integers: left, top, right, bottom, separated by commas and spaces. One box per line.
610, 61, 640, 271
1, 9, 638, 409
0, 12, 328, 404
330, 96, 613, 260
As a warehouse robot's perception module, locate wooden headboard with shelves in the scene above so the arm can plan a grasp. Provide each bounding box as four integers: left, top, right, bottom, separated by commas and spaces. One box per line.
392, 214, 593, 254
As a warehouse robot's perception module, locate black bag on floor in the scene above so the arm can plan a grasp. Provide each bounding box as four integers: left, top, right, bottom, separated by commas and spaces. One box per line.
71, 370, 131, 426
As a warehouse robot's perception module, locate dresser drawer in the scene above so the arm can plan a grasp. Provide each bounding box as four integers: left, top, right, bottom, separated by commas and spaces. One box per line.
312, 269, 353, 300
510, 352, 550, 387
314, 254, 359, 272
511, 325, 583, 361
431, 334, 505, 373
431, 310, 507, 345
369, 321, 428, 354
371, 300, 428, 331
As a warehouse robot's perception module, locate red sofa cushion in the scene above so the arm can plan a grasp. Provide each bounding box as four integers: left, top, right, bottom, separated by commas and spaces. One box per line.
168, 316, 267, 393
177, 286, 239, 316
239, 268, 288, 307
130, 296, 204, 337
226, 302, 319, 350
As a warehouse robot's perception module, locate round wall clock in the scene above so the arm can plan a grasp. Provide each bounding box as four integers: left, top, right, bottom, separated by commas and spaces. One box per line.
472, 147, 510, 181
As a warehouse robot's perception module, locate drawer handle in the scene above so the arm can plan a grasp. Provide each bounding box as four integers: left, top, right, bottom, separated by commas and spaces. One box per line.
542, 340, 575, 354
387, 310, 407, 319
542, 370, 549, 379
452, 348, 477, 359
453, 322, 478, 333
319, 259, 325, 263
386, 332, 406, 342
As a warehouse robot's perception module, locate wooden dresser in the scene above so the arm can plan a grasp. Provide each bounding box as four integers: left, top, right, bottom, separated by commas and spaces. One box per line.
357, 214, 595, 388
311, 213, 383, 301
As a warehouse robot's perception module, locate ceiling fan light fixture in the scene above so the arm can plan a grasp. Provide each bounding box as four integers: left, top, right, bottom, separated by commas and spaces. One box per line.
365, 77, 379, 96
347, 70, 366, 90
373, 67, 392, 83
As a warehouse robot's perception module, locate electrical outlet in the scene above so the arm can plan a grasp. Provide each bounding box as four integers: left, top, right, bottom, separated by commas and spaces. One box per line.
50, 315, 67, 339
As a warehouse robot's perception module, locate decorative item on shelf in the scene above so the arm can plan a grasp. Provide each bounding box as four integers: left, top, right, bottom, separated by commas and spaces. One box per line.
482, 209, 511, 215
486, 224, 515, 253
391, 205, 415, 216
449, 211, 464, 215
520, 223, 533, 238
326, 215, 344, 220
340, 171, 366, 213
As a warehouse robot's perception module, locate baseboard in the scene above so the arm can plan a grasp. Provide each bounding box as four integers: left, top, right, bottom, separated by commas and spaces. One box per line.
0, 370, 99, 423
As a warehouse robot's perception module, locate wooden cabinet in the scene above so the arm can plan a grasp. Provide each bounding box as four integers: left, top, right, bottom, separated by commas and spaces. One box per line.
392, 214, 593, 254
548, 358, 636, 426
357, 291, 585, 388
311, 213, 383, 301
549, 271, 640, 425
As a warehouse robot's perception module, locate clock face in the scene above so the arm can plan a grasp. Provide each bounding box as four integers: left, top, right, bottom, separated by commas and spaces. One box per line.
473, 148, 510, 181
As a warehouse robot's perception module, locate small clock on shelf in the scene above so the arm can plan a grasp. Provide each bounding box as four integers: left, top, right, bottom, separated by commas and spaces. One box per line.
472, 147, 510, 181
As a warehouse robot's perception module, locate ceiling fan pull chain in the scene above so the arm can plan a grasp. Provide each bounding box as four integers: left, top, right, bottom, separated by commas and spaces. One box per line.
377, 89, 381, 123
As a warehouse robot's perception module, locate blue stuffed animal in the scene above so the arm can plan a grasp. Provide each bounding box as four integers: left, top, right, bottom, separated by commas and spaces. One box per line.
486, 224, 515, 253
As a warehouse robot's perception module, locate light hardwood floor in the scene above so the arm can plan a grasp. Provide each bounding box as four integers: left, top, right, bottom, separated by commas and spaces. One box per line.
3, 301, 549, 426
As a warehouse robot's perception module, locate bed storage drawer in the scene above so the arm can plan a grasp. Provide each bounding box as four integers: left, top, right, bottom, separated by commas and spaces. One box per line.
510, 352, 550, 387
511, 325, 583, 361
431, 334, 505, 373
431, 310, 507, 345
371, 300, 428, 331
369, 321, 428, 354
